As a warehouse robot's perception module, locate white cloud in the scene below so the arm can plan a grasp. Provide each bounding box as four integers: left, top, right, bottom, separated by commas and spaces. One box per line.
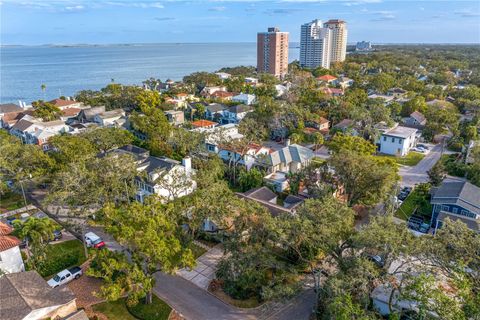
65, 5, 84, 11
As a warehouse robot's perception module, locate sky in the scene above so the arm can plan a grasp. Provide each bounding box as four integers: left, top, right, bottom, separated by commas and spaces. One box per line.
0, 0, 479, 45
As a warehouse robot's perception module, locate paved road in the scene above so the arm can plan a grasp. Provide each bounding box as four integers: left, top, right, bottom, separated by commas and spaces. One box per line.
398, 144, 443, 187
153, 272, 315, 320
153, 273, 256, 320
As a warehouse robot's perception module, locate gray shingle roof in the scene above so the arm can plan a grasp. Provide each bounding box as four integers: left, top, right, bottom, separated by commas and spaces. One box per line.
431, 181, 480, 215
243, 187, 277, 202
0, 271, 76, 320
206, 103, 227, 113
227, 104, 252, 114
10, 119, 34, 132
141, 156, 180, 175
266, 144, 313, 166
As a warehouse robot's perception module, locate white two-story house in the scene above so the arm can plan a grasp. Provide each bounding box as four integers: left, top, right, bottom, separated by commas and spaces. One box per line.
109, 145, 196, 203
378, 125, 418, 156
221, 104, 253, 124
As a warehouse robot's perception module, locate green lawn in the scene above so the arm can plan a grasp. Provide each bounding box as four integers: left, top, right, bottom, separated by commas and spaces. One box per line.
93, 299, 137, 320
395, 186, 432, 222
92, 295, 171, 320
0, 191, 27, 211
378, 152, 425, 167
35, 239, 87, 277
128, 295, 172, 320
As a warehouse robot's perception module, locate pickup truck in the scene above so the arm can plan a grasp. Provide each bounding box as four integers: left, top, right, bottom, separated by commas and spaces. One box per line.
47, 266, 82, 288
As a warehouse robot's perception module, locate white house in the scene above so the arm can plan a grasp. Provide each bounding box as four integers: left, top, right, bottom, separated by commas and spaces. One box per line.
0, 222, 24, 274
200, 86, 227, 97
93, 109, 126, 127
109, 145, 196, 203
378, 125, 418, 156
232, 93, 256, 105
245, 77, 259, 85
9, 115, 71, 150
259, 143, 314, 192
203, 123, 244, 153
218, 143, 271, 170
221, 104, 253, 124
215, 72, 231, 80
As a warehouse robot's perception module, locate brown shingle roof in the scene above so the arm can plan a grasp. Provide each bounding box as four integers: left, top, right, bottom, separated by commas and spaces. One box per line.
0, 271, 76, 320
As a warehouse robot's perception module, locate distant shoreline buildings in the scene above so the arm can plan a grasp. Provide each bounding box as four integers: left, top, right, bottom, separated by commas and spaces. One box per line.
257, 27, 289, 78
299, 19, 348, 69
258, 19, 347, 74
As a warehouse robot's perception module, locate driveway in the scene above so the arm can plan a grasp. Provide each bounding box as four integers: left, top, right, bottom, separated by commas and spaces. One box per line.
176, 244, 223, 290
153, 272, 255, 320
398, 144, 443, 187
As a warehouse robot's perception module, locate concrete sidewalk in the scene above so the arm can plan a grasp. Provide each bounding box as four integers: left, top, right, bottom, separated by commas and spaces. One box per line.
176, 244, 223, 290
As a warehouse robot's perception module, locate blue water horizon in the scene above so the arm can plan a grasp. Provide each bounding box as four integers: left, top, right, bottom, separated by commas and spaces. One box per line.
0, 43, 300, 104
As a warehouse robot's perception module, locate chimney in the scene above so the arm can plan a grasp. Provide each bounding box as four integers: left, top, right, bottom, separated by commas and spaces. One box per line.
182, 157, 192, 174
285, 138, 291, 146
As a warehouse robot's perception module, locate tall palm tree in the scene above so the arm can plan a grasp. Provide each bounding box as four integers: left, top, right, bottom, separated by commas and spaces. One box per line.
41, 84, 47, 101
14, 217, 57, 266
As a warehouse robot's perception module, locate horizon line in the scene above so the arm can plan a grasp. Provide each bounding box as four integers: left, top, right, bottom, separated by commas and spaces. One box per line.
2, 42, 480, 47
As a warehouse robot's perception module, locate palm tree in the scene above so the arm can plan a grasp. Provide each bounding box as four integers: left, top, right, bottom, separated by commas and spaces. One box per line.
41, 84, 47, 100
14, 217, 57, 267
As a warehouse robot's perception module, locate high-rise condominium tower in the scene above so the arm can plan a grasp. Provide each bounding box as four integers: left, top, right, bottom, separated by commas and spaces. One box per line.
323, 19, 347, 63
300, 19, 332, 69
257, 27, 289, 77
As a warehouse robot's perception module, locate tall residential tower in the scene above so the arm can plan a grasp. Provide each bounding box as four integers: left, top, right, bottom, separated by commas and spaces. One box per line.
300, 19, 332, 69
323, 19, 348, 63
257, 27, 289, 78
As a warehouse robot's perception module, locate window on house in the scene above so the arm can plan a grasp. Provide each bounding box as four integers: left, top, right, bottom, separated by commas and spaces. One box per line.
383, 136, 386, 141
442, 205, 449, 211
452, 208, 458, 214
399, 139, 402, 144
391, 138, 395, 143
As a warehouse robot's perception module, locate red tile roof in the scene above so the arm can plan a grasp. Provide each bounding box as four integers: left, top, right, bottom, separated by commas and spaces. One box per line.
0, 235, 21, 252
0, 222, 13, 236
61, 108, 81, 117
321, 87, 344, 95
317, 75, 337, 82
49, 99, 78, 107
191, 119, 218, 128
211, 91, 235, 98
